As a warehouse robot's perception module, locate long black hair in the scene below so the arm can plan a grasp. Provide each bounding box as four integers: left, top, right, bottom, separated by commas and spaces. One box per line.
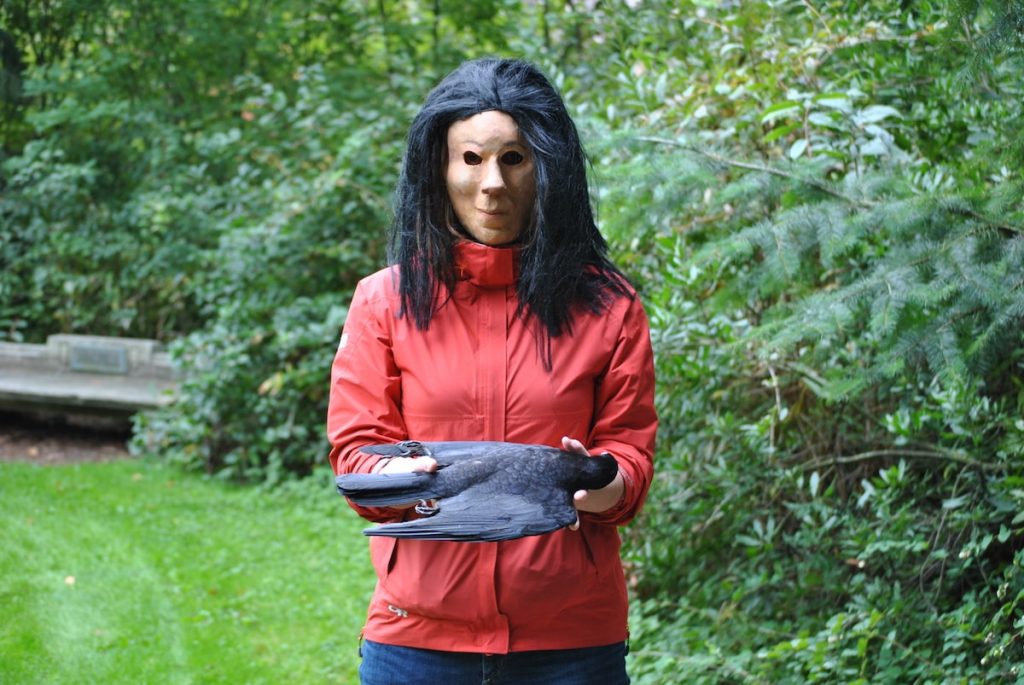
389, 58, 631, 356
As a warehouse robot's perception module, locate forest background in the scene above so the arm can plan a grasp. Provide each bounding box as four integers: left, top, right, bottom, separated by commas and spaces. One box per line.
2, 0, 1023, 682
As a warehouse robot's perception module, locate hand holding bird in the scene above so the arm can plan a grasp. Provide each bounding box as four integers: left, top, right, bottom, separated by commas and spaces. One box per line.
335, 440, 620, 542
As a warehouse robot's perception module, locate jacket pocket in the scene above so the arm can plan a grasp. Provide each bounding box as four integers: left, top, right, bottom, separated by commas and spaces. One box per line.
382, 540, 490, 622
369, 536, 398, 581
578, 524, 599, 576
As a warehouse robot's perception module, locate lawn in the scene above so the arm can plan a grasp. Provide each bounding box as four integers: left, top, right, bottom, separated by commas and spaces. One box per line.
0, 458, 376, 684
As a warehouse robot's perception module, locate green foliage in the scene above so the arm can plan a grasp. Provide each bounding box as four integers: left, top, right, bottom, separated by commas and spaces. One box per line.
684, 163, 1024, 397
2, 0, 517, 478
132, 66, 403, 480
573, 2, 1024, 682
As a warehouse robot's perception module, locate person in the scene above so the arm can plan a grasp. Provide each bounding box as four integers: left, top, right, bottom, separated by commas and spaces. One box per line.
327, 57, 657, 685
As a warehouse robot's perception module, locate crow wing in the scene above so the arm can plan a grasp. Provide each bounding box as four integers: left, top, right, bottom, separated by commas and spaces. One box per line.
357, 441, 563, 466
335, 472, 441, 507
363, 487, 578, 542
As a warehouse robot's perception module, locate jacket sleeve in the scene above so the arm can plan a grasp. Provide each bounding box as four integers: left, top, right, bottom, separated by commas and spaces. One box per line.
326, 277, 409, 523
584, 294, 658, 526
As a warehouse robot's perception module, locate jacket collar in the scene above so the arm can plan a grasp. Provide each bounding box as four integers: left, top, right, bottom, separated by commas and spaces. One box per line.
454, 240, 519, 289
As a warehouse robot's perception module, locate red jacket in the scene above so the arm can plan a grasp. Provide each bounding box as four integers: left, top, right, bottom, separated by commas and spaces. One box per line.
327, 240, 657, 653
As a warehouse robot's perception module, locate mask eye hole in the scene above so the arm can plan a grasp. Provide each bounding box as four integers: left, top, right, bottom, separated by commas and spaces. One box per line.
501, 151, 525, 165
463, 151, 482, 165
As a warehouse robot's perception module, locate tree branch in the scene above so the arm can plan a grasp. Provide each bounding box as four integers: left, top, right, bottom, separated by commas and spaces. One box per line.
945, 204, 1024, 236
636, 136, 870, 206
638, 136, 1024, 235
796, 448, 1004, 473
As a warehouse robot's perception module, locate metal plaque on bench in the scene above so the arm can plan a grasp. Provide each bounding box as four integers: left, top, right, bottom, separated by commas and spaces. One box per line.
69, 344, 130, 375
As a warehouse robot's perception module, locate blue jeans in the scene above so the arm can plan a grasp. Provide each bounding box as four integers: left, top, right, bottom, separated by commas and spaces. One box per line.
359, 639, 630, 685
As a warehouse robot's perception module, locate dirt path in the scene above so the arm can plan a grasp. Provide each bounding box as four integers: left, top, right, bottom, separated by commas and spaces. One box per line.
0, 411, 130, 464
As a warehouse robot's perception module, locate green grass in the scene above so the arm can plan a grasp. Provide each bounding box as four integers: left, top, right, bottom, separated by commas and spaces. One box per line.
0, 458, 375, 684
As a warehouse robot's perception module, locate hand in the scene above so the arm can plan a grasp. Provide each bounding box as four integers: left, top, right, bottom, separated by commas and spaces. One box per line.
370, 455, 438, 511
561, 436, 624, 530
372, 455, 438, 475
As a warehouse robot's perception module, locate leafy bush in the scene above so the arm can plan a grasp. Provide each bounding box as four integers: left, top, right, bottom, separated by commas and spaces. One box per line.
132, 67, 400, 479
581, 2, 1024, 682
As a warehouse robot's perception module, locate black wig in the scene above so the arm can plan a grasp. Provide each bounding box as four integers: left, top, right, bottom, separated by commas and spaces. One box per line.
389, 58, 631, 357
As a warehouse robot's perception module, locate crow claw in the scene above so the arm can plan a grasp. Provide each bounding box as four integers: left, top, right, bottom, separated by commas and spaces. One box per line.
415, 499, 439, 516
397, 441, 431, 457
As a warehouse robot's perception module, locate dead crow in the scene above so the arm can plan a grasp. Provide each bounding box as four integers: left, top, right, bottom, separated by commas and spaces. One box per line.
335, 440, 618, 542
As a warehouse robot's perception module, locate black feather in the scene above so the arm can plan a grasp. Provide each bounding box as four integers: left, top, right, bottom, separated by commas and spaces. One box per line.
335, 440, 618, 542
